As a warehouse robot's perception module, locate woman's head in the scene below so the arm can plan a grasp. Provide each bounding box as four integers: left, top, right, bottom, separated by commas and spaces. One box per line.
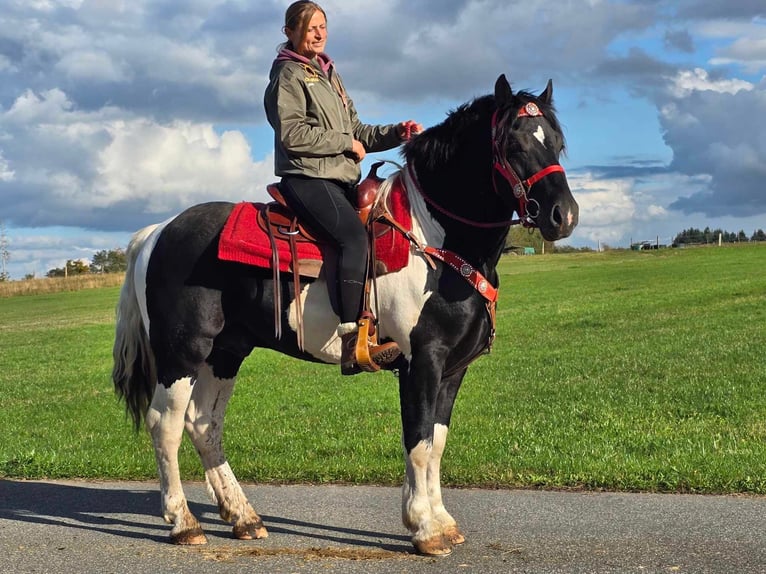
283, 1, 327, 59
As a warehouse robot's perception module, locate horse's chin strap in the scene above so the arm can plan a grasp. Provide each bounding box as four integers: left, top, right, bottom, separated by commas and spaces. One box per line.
491, 107, 566, 228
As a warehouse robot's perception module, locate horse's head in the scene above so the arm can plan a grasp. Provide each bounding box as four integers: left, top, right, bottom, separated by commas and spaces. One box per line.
492, 74, 579, 241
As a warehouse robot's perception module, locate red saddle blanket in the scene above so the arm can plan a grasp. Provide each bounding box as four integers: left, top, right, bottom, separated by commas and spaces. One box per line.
218, 178, 412, 275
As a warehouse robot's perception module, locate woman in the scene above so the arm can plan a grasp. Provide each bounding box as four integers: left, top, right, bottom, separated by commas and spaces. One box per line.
264, 1, 422, 375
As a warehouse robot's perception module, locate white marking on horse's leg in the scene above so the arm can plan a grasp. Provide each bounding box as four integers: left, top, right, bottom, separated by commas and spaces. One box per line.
184, 364, 268, 540
402, 438, 432, 534
145, 377, 206, 544
533, 125, 546, 147
402, 437, 451, 554
428, 423, 464, 544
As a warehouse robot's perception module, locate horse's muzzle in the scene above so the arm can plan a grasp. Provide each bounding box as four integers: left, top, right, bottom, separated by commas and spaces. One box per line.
542, 197, 579, 241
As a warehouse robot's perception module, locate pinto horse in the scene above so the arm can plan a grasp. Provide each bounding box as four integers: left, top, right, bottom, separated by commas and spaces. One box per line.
112, 74, 578, 556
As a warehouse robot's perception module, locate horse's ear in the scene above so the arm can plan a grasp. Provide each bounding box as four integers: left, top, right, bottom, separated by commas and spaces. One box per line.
494, 74, 513, 106
540, 79, 554, 104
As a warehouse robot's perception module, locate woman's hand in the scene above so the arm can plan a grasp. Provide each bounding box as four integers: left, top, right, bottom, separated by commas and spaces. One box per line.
398, 120, 423, 141
350, 139, 366, 163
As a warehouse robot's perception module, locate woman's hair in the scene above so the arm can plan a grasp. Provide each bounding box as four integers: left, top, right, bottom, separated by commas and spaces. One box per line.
282, 1, 326, 49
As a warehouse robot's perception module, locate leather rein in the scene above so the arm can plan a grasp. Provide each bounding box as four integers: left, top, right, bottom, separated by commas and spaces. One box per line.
384, 101, 565, 375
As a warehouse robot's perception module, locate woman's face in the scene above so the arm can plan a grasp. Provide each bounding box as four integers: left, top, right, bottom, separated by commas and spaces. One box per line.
287, 10, 327, 59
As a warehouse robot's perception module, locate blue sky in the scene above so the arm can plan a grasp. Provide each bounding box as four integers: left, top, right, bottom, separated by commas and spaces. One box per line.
0, 1, 764, 279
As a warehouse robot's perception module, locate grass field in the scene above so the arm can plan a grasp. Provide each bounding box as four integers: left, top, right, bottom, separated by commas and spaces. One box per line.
1, 245, 765, 493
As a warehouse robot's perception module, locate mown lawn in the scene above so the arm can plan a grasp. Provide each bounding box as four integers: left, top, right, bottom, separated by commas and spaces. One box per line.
0, 244, 764, 492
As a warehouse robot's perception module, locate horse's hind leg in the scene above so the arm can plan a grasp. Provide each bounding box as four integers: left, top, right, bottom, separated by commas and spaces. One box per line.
145, 377, 207, 545
185, 362, 268, 541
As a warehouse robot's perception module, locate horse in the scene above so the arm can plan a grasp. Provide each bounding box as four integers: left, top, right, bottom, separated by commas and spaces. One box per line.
112, 74, 579, 556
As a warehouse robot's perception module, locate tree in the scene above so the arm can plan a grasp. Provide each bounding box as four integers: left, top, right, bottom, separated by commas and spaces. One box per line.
90, 248, 127, 274
0, 221, 10, 282
751, 229, 766, 242
504, 226, 554, 254
46, 259, 90, 278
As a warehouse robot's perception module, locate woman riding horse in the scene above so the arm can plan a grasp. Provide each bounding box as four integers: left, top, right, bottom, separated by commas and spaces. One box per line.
264, 0, 423, 374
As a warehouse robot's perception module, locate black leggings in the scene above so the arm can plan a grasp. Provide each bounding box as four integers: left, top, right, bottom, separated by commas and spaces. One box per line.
279, 176, 367, 324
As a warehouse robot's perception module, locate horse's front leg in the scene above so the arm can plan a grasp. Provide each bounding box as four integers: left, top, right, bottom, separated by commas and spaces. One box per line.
428, 369, 467, 546
399, 362, 467, 556
184, 361, 268, 541
146, 377, 206, 545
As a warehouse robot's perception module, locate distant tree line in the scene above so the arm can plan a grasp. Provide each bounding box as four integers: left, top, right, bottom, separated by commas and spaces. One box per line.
673, 227, 766, 246
46, 248, 127, 278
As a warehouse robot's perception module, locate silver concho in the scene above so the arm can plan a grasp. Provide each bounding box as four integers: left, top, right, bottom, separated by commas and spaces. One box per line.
460, 263, 473, 277
524, 102, 540, 116
478, 280, 488, 293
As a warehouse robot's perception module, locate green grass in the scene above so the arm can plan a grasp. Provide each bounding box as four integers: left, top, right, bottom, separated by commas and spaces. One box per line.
1, 245, 765, 492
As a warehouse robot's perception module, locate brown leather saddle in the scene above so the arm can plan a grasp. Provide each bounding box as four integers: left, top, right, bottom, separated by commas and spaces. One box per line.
256, 163, 388, 263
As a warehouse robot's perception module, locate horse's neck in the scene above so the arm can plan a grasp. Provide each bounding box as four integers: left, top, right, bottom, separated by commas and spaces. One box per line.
402, 164, 508, 274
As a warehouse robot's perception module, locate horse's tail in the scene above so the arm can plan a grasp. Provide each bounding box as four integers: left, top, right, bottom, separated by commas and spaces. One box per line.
112, 224, 159, 432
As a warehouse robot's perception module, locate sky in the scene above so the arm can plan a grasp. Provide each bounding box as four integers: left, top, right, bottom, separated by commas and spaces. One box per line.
0, 0, 765, 279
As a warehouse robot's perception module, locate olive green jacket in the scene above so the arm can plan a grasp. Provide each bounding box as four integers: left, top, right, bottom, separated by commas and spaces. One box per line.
264, 50, 402, 185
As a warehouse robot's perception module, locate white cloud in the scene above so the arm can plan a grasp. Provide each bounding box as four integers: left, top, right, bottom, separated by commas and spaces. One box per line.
669, 68, 753, 97
55, 49, 128, 82
0, 88, 273, 229
0, 152, 14, 181
567, 173, 637, 243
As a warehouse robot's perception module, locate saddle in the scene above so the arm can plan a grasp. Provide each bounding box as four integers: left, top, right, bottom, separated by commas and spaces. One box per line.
256, 166, 388, 256
256, 162, 407, 369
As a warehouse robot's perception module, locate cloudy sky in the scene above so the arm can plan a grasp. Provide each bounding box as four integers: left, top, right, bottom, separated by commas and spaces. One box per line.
1, 0, 764, 279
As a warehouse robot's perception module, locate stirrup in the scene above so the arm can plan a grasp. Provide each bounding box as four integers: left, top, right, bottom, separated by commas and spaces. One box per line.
355, 316, 381, 372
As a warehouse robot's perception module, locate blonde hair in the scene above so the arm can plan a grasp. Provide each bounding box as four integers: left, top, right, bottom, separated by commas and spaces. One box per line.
283, 1, 326, 49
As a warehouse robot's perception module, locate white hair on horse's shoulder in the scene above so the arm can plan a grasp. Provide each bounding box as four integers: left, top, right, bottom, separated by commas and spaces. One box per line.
401, 167, 446, 249
372, 166, 445, 249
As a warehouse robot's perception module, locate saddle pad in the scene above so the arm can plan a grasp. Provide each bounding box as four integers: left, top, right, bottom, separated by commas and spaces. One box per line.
218, 178, 412, 274
218, 201, 321, 272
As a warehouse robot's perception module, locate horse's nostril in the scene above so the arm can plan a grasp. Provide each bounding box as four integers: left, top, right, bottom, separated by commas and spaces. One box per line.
551, 204, 563, 227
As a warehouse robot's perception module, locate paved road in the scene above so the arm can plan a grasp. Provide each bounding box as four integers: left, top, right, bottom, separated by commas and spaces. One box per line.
1, 479, 765, 573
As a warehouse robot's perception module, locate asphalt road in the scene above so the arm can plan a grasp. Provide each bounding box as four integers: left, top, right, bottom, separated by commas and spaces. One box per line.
1, 479, 765, 573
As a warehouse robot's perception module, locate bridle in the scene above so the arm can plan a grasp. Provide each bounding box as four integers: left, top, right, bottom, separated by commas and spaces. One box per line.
491, 101, 566, 228
407, 100, 565, 229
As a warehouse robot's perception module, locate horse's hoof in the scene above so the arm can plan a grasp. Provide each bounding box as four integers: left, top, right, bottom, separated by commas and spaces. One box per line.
171, 527, 207, 545
233, 522, 269, 540
444, 525, 466, 545
414, 535, 453, 556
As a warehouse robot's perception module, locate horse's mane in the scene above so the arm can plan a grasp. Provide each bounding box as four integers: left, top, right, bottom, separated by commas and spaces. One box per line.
403, 90, 565, 171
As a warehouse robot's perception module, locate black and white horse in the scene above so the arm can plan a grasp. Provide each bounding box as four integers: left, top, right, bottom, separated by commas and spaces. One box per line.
112, 75, 578, 556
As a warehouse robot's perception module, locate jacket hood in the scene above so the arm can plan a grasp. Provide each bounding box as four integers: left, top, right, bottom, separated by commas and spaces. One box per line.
275, 48, 333, 74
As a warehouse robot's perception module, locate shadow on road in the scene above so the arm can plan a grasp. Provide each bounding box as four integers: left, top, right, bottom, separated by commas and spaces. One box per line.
0, 479, 411, 553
